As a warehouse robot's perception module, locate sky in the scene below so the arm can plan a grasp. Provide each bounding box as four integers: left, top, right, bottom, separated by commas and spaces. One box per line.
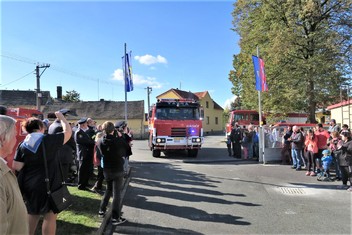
1, 0, 240, 112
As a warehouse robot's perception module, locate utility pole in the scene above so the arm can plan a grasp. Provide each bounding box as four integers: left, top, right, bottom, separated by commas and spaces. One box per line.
146, 86, 152, 113
35, 63, 50, 111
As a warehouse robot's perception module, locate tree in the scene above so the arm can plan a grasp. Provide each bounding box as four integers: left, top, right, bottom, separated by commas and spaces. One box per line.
229, 0, 352, 123
62, 90, 80, 102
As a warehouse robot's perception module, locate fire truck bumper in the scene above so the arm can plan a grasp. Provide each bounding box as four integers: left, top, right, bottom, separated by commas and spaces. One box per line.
152, 136, 203, 150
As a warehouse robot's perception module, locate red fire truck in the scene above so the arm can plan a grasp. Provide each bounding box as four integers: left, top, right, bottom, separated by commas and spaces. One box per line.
225, 110, 263, 136
6, 108, 43, 170
148, 99, 204, 158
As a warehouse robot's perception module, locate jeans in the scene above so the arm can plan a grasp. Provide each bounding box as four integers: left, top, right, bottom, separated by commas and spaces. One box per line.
332, 152, 341, 179
93, 166, 104, 190
291, 148, 303, 169
99, 168, 124, 219
306, 150, 316, 172
247, 142, 253, 159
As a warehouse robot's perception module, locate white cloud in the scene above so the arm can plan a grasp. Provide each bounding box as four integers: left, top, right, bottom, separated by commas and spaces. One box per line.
223, 95, 237, 110
112, 68, 124, 81
111, 68, 162, 89
134, 54, 168, 65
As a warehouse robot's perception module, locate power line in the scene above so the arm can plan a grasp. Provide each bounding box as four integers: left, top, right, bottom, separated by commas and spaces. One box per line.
0, 70, 35, 87
1, 51, 146, 92
0, 52, 37, 65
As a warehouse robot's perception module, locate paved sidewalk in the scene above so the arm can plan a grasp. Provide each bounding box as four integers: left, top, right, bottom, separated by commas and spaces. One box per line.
97, 168, 132, 235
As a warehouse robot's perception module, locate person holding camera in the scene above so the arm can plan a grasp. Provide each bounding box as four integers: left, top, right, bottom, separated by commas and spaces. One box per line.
98, 121, 129, 225
115, 121, 133, 177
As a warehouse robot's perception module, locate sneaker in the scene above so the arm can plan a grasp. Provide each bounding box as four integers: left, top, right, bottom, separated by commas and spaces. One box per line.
98, 211, 105, 218
291, 166, 297, 169
111, 217, 127, 225
310, 172, 316, 176
347, 187, 352, 192
305, 171, 311, 176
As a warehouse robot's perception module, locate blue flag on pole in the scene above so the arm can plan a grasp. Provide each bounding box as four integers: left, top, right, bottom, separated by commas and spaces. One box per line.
252, 55, 268, 92
124, 52, 133, 92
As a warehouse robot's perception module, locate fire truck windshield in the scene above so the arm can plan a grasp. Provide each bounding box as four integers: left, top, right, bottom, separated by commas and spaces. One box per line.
156, 107, 200, 120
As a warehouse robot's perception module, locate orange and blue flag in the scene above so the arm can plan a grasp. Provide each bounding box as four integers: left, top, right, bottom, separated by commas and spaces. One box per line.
252, 55, 268, 92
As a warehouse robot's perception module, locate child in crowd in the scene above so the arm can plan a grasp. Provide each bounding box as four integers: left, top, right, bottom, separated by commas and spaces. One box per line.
317, 149, 333, 181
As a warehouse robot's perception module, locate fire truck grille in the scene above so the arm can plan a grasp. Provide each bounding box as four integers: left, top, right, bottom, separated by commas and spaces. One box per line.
171, 128, 186, 137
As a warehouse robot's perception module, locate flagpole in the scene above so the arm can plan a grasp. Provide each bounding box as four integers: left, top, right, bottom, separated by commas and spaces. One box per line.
257, 46, 265, 164
124, 43, 128, 122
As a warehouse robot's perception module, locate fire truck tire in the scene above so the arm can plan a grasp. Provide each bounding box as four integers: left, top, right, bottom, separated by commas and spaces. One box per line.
152, 149, 161, 158
188, 149, 198, 158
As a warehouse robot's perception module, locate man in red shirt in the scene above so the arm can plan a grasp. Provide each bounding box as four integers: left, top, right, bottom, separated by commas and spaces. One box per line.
314, 123, 330, 174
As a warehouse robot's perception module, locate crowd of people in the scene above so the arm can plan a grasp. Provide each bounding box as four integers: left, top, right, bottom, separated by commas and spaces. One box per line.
227, 119, 352, 192
281, 120, 352, 191
0, 106, 133, 234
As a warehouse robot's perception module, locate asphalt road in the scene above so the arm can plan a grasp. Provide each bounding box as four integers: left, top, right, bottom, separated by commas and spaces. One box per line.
104, 135, 351, 235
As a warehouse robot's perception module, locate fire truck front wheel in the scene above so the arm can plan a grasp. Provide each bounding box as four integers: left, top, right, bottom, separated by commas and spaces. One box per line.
188, 149, 198, 158
152, 149, 161, 158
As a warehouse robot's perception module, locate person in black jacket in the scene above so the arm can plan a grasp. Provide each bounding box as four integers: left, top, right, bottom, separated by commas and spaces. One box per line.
114, 121, 133, 176
74, 117, 95, 190
98, 121, 129, 225
281, 126, 293, 165
230, 122, 243, 159
337, 131, 352, 191
48, 110, 76, 182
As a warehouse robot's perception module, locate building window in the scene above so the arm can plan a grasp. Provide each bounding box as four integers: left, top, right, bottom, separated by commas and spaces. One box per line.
215, 117, 218, 125
206, 101, 209, 108
206, 116, 210, 124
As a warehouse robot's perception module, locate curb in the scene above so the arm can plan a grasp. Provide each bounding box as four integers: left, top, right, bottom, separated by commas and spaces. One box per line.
96, 168, 132, 235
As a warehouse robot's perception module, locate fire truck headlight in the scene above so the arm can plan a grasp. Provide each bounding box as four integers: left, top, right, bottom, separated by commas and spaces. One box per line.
156, 138, 165, 143
192, 138, 201, 143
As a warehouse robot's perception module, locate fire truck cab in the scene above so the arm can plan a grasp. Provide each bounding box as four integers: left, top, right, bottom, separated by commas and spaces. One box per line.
148, 99, 204, 158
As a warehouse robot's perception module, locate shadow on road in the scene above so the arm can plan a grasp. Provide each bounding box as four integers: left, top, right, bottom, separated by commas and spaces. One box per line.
114, 162, 256, 234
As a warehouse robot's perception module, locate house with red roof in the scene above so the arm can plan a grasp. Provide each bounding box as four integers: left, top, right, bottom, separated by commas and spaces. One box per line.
156, 88, 224, 134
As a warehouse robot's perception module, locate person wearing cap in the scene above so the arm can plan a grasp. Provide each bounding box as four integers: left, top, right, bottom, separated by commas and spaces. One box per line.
328, 119, 340, 133
321, 149, 333, 178
48, 110, 76, 183
85, 118, 97, 181
230, 122, 243, 159
337, 131, 352, 191
74, 117, 95, 190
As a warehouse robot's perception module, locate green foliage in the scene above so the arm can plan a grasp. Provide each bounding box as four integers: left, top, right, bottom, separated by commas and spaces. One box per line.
34, 186, 102, 235
229, 0, 352, 123
62, 90, 80, 102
